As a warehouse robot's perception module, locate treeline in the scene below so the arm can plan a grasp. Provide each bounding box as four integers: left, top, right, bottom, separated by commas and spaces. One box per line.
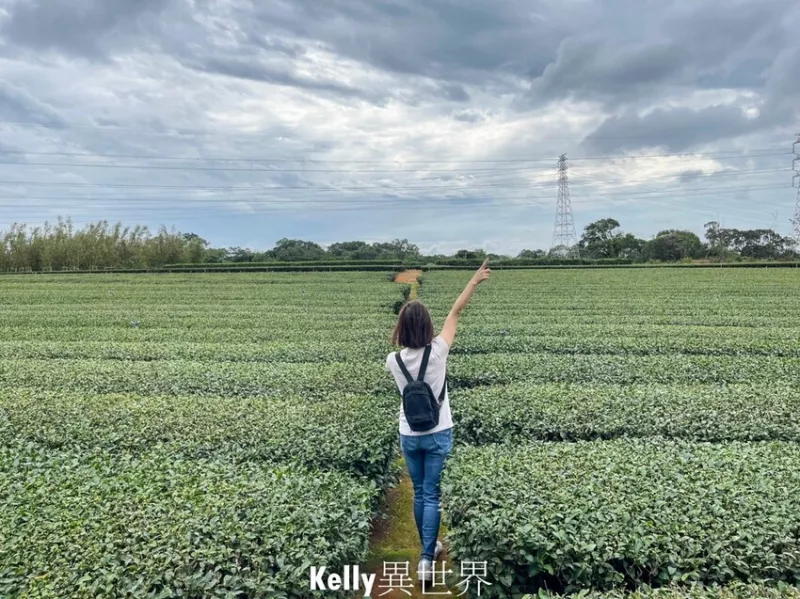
0, 220, 208, 272
0, 217, 797, 272
568, 219, 798, 262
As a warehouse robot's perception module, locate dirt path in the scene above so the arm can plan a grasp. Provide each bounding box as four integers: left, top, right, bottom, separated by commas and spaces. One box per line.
395, 269, 422, 300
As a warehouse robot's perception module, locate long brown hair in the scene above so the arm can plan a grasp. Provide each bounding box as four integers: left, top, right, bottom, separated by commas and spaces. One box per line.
391, 300, 434, 348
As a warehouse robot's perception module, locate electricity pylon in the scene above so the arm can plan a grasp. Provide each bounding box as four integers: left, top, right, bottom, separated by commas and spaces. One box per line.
551, 153, 579, 258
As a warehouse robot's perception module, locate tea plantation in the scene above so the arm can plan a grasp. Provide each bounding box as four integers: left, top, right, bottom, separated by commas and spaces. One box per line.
0, 273, 401, 598
417, 268, 800, 598
2, 268, 800, 598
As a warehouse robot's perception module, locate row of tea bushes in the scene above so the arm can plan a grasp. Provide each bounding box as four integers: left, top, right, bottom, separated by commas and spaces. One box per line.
453, 382, 800, 443
443, 439, 800, 597
0, 388, 398, 484
0, 339, 391, 362
447, 353, 800, 387
0, 358, 396, 399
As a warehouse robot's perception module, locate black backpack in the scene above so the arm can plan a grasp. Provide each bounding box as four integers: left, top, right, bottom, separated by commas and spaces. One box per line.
395, 344, 447, 433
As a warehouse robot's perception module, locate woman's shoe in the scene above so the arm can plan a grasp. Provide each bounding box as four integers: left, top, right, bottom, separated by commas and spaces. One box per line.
417, 558, 433, 582
434, 540, 444, 560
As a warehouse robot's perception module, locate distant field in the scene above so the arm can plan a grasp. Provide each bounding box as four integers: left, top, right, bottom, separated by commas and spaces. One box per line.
2, 269, 800, 598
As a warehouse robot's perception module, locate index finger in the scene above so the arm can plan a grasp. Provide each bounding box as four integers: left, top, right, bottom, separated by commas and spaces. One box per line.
480, 258, 490, 269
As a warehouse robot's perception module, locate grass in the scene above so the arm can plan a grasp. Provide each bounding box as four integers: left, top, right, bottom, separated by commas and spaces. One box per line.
363, 457, 452, 598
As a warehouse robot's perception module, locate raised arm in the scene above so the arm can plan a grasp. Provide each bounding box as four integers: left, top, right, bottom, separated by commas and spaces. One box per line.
440, 259, 491, 347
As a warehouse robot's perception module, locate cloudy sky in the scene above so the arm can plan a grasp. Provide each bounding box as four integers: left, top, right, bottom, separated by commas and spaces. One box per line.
0, 0, 798, 254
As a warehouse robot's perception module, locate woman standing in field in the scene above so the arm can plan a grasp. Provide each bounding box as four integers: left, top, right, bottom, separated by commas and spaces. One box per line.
386, 259, 492, 582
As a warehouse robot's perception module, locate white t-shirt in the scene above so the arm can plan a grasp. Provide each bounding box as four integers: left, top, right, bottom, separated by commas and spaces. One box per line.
386, 335, 453, 436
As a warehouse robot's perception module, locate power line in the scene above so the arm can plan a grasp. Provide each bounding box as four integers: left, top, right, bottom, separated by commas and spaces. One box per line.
0, 147, 787, 164
0, 167, 787, 200
1, 191, 789, 225
0, 119, 795, 147
0, 177, 790, 223
0, 183, 788, 209
0, 152, 790, 174
0, 166, 788, 196
0, 159, 562, 174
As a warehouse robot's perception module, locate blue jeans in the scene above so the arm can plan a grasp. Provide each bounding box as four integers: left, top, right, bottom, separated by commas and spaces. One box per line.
400, 428, 453, 561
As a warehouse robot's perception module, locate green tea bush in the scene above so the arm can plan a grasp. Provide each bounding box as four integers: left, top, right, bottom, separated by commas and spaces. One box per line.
449, 330, 800, 357
0, 359, 395, 398
442, 440, 800, 597
0, 271, 405, 597
454, 382, 800, 443
446, 353, 800, 388
0, 339, 391, 362
0, 389, 398, 484
0, 442, 376, 598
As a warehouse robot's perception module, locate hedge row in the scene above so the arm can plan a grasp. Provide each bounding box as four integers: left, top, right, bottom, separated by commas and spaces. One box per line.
0, 312, 393, 330
10, 309, 800, 330
446, 353, 800, 387
450, 333, 800, 357
0, 339, 392, 363
0, 264, 406, 273
453, 382, 800, 443
453, 323, 800, 342
0, 388, 398, 484
0, 359, 395, 399
164, 260, 413, 268
164, 258, 800, 269
0, 325, 391, 344
0, 442, 375, 598
6, 353, 789, 397
442, 439, 800, 597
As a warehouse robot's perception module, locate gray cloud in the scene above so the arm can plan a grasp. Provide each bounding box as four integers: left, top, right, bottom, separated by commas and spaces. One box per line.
677, 169, 706, 184
0, 0, 172, 57
250, 0, 571, 86
453, 109, 486, 124
584, 104, 761, 153
526, 38, 687, 108
0, 81, 66, 127
524, 0, 796, 108
185, 56, 372, 101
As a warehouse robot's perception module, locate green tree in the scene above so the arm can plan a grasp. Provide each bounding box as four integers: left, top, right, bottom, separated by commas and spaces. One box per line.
644, 230, 704, 262
616, 233, 646, 262
181, 233, 209, 264
269, 238, 326, 261
371, 239, 420, 260
517, 249, 546, 259
454, 249, 487, 260
327, 241, 372, 259
225, 247, 255, 262
579, 218, 624, 258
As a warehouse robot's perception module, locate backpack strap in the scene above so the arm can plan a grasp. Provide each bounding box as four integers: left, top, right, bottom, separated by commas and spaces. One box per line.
394, 352, 414, 384
438, 377, 447, 402
417, 345, 433, 381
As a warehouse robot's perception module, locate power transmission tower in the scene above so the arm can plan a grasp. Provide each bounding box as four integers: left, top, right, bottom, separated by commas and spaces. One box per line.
793, 134, 800, 243
551, 153, 579, 257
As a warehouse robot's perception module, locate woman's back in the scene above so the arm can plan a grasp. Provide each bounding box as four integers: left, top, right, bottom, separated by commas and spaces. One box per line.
386, 335, 452, 436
